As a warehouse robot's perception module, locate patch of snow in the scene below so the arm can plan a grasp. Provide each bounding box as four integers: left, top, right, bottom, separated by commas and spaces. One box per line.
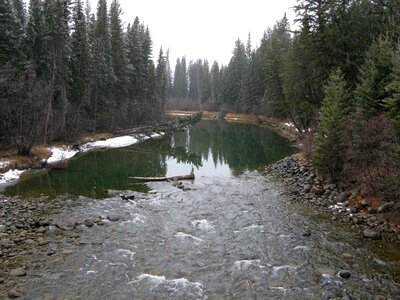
284, 122, 295, 127
81, 133, 165, 151
0, 169, 25, 184
47, 147, 78, 164
89, 136, 139, 149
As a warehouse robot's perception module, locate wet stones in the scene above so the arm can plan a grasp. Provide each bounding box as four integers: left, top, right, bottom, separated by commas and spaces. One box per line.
55, 218, 77, 231
266, 154, 400, 244
83, 219, 94, 227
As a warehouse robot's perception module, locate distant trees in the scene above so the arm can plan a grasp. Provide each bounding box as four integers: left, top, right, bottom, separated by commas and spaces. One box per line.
164, 0, 400, 190
0, 0, 167, 154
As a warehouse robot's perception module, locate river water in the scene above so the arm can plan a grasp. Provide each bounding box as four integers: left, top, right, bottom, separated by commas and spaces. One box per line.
4, 120, 400, 299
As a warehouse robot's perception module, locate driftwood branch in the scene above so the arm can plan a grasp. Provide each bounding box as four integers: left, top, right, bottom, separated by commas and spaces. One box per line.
129, 174, 194, 182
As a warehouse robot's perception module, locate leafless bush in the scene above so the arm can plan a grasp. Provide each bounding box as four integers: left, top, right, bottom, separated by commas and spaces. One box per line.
300, 131, 315, 161
347, 113, 400, 201
0, 65, 50, 154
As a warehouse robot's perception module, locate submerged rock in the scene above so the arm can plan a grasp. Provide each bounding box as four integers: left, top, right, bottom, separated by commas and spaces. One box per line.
10, 268, 26, 277
363, 229, 381, 240
107, 214, 120, 222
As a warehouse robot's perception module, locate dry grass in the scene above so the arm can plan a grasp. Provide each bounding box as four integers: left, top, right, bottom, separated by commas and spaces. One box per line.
48, 159, 68, 169
0, 145, 51, 171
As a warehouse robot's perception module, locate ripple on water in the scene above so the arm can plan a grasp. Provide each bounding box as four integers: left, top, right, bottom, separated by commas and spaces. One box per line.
234, 259, 263, 270
191, 219, 214, 230
174, 232, 203, 244
117, 249, 136, 260
129, 274, 205, 299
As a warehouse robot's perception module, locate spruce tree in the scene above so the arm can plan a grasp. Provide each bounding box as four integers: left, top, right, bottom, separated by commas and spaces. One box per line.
109, 0, 128, 108
313, 69, 347, 180
70, 0, 89, 133
354, 38, 395, 118
264, 14, 291, 117
155, 47, 167, 111
0, 0, 21, 67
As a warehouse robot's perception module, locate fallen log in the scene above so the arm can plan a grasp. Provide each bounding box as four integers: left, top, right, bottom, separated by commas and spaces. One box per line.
129, 174, 194, 182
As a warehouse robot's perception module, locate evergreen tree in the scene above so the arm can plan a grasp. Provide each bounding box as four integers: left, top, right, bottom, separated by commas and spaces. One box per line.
70, 0, 89, 133
25, 0, 47, 77
109, 0, 128, 108
0, 0, 22, 67
92, 0, 115, 131
224, 39, 247, 112
264, 14, 291, 117
155, 47, 167, 111
313, 69, 347, 180
354, 38, 395, 118
383, 49, 400, 136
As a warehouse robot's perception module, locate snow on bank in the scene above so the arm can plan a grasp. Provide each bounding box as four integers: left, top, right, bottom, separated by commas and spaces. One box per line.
47, 147, 78, 164
0, 132, 165, 185
0, 169, 25, 184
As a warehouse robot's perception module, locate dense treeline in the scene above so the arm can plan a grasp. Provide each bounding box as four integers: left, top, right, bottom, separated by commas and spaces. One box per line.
0, 0, 171, 154
167, 0, 400, 199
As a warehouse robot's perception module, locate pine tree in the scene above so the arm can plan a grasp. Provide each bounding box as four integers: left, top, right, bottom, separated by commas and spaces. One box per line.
313, 69, 347, 180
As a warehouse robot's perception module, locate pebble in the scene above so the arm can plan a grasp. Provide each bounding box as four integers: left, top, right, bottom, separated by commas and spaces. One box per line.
338, 270, 351, 278
364, 229, 381, 240
83, 219, 94, 227
107, 214, 120, 222
7, 288, 21, 298
10, 268, 26, 277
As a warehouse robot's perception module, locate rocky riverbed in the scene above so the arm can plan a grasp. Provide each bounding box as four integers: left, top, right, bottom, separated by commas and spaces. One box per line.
266, 154, 400, 244
0, 194, 122, 298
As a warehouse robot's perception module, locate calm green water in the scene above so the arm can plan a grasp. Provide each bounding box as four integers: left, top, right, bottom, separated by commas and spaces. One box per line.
3, 120, 295, 198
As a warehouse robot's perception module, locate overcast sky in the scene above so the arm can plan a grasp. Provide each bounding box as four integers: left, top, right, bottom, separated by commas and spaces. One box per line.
86, 0, 298, 67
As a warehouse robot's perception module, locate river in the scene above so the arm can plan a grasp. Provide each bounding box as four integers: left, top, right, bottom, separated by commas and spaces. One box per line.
3, 120, 400, 299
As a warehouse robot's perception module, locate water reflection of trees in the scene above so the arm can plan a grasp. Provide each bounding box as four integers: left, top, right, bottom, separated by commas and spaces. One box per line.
175, 120, 294, 174
5, 120, 294, 197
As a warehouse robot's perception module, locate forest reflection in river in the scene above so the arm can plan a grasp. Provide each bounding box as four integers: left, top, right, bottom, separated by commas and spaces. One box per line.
4, 120, 295, 198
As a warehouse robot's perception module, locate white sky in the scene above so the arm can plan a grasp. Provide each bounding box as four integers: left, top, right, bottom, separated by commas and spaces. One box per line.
23, 0, 298, 66
88, 0, 298, 67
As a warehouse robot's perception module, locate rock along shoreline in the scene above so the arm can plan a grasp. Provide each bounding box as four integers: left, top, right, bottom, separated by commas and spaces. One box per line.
266, 154, 400, 244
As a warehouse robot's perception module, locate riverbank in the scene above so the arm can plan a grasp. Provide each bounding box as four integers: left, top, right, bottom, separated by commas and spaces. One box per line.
266, 154, 400, 244
0, 113, 202, 189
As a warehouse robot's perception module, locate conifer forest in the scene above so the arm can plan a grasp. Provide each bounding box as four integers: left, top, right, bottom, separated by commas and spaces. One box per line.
0, 0, 399, 196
